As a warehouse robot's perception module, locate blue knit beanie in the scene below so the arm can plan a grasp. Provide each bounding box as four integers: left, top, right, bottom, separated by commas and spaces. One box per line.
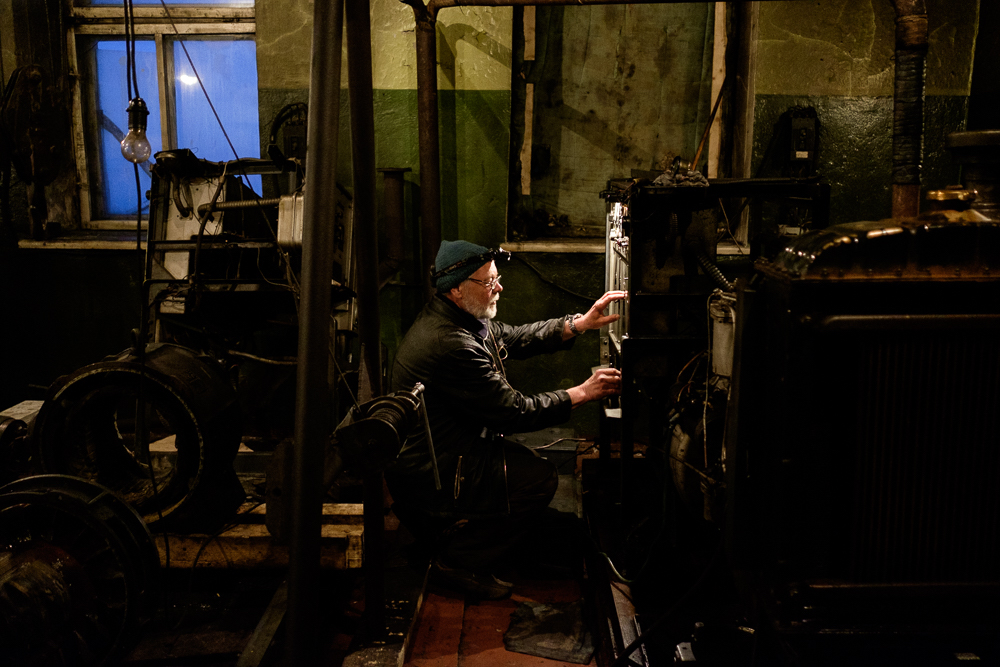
434, 239, 491, 291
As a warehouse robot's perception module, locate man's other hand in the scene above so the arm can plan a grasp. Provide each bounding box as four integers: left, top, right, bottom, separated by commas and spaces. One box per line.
567, 367, 622, 407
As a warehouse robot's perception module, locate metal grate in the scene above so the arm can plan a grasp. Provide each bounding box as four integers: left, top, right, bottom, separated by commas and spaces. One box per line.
847, 331, 1000, 583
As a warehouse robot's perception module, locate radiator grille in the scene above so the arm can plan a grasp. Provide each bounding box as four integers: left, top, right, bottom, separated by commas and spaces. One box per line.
848, 331, 1000, 583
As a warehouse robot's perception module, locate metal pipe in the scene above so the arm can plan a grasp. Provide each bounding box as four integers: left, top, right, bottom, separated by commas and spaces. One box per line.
891, 0, 928, 218
287, 0, 344, 662
377, 167, 410, 289
402, 0, 442, 301
347, 0, 388, 641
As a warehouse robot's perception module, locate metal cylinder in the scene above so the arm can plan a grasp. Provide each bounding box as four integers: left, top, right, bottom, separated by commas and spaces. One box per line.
710, 300, 735, 378
947, 130, 1000, 221
891, 0, 928, 218
404, 0, 443, 301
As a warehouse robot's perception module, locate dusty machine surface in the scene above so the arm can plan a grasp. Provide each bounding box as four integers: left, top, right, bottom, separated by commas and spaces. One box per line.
585, 132, 1000, 665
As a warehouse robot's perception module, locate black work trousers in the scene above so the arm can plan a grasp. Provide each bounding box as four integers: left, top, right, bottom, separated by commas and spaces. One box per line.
439, 440, 559, 572
391, 439, 559, 574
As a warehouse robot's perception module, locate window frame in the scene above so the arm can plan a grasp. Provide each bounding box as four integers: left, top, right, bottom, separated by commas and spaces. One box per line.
68, 4, 256, 229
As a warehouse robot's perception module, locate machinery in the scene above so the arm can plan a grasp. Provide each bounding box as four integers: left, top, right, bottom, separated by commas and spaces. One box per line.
0, 475, 161, 666
593, 130, 1000, 665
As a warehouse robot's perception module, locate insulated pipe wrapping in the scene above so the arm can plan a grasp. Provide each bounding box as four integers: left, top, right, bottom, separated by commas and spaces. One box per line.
695, 249, 734, 292
891, 0, 928, 218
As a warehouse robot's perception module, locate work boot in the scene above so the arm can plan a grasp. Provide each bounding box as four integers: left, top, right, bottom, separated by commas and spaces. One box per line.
429, 559, 513, 600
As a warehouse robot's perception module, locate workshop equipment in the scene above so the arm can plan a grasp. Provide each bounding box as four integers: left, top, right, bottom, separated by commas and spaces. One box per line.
0, 474, 160, 666
31, 343, 245, 532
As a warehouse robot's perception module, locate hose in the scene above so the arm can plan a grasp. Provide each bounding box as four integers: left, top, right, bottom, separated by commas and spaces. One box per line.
694, 249, 734, 292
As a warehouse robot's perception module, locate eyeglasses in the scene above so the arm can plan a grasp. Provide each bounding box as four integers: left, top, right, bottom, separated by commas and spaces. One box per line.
466, 275, 502, 291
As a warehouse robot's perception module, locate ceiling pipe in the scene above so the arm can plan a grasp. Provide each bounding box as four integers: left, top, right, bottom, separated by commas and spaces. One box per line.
891, 0, 928, 218
287, 0, 344, 663
400, 0, 794, 298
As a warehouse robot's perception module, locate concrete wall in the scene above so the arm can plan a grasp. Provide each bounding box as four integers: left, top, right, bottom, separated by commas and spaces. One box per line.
752, 0, 979, 225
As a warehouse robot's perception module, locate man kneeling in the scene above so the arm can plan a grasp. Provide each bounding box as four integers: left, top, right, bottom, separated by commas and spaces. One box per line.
387, 240, 623, 599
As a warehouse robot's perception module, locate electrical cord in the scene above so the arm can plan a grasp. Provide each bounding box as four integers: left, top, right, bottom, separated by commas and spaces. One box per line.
225, 350, 298, 366
530, 436, 587, 451
513, 254, 597, 303
528, 438, 663, 585
329, 314, 361, 412
718, 199, 746, 253
122, 0, 173, 621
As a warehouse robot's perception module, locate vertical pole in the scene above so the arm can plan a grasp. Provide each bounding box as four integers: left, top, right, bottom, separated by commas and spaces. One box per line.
404, 0, 442, 301
287, 0, 344, 663
347, 0, 387, 640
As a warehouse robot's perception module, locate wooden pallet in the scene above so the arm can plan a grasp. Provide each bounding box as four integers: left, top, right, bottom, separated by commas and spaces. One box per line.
153, 502, 364, 570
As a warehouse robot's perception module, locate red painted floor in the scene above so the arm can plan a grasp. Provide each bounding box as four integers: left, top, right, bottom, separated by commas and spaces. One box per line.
405, 577, 592, 667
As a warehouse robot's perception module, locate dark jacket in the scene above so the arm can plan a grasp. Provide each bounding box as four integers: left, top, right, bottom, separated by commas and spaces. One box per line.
387, 294, 574, 516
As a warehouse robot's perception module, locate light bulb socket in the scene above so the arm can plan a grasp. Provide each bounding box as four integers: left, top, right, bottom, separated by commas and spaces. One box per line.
126, 97, 149, 132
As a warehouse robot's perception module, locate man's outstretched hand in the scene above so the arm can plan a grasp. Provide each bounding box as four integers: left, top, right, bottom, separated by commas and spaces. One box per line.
567, 367, 622, 407
566, 291, 626, 339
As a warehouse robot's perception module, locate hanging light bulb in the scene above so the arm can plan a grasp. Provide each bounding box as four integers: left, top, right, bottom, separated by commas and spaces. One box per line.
121, 97, 152, 164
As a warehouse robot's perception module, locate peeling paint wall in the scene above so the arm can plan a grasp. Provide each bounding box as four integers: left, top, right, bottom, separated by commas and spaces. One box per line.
515, 4, 714, 237
753, 0, 979, 225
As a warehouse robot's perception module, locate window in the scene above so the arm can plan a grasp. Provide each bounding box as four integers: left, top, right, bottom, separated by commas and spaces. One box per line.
69, 1, 257, 228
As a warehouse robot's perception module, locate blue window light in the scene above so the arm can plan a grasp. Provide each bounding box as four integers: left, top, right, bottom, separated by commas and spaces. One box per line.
92, 36, 260, 218
95, 39, 160, 217
174, 38, 261, 194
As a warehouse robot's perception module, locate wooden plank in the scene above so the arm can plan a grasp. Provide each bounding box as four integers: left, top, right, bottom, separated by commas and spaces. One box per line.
154, 523, 363, 570
240, 502, 364, 525
236, 581, 287, 667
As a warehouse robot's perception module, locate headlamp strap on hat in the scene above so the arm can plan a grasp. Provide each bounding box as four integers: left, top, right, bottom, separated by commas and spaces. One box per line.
431, 248, 511, 280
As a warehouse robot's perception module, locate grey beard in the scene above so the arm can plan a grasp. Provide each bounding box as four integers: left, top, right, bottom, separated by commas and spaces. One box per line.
466, 298, 497, 320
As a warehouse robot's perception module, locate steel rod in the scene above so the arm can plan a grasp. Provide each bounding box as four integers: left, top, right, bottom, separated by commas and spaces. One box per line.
287, 0, 344, 662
